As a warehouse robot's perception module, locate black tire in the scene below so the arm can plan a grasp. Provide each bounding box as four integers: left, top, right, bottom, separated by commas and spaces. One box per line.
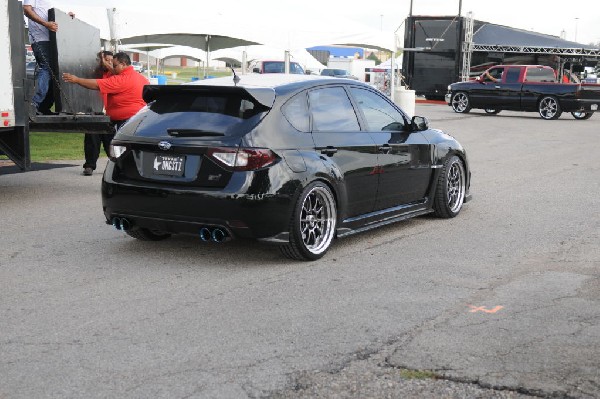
451, 92, 471, 113
433, 155, 466, 218
125, 227, 171, 241
484, 108, 501, 114
571, 111, 593, 120
538, 96, 562, 120
279, 181, 337, 261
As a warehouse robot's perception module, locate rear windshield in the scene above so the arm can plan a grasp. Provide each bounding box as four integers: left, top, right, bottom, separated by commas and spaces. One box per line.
124, 92, 270, 138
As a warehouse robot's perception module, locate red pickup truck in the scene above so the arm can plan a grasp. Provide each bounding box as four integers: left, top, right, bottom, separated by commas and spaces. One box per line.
446, 65, 600, 120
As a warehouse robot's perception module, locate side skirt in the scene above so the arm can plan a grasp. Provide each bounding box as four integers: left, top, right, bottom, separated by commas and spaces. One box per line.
336, 204, 433, 239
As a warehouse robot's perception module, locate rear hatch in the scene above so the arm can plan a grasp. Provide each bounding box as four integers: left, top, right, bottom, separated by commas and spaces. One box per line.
110, 85, 274, 188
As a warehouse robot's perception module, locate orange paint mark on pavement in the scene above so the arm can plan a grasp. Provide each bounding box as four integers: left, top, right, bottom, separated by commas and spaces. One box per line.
468, 305, 504, 314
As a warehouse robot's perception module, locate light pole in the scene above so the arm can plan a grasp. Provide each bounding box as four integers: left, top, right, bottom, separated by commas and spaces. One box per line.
574, 17, 579, 42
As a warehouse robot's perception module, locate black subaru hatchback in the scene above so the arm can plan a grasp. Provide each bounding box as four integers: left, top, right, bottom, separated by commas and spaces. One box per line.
102, 74, 471, 260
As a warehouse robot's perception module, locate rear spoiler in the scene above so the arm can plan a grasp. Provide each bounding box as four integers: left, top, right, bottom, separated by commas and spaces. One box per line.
142, 85, 276, 108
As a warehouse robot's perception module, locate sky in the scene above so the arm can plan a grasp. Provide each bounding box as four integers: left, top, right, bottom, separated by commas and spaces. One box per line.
52, 0, 600, 46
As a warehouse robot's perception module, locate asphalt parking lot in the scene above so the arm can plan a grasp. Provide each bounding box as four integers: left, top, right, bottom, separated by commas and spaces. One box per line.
1, 103, 599, 398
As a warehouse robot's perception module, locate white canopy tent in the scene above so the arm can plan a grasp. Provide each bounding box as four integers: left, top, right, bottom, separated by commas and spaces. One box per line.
116, 9, 259, 77
52, 4, 399, 87
378, 55, 403, 69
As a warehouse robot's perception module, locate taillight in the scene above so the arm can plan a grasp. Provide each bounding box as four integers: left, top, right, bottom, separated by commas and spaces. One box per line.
109, 144, 128, 161
207, 147, 279, 171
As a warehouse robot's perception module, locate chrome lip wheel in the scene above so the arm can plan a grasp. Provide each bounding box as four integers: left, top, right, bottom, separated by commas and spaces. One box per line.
539, 97, 558, 119
452, 93, 469, 112
447, 160, 466, 213
300, 186, 336, 255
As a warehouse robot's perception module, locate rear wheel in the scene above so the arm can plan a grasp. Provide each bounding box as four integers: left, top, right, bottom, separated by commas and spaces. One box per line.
126, 227, 171, 241
433, 155, 466, 218
451, 92, 471, 113
484, 108, 501, 114
571, 111, 593, 120
280, 181, 337, 261
538, 96, 562, 120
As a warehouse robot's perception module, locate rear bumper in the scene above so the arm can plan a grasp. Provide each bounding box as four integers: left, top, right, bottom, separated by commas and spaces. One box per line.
558, 98, 599, 112
101, 162, 300, 240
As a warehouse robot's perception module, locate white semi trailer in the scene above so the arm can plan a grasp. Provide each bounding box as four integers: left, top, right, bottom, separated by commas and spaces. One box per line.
1, 0, 109, 170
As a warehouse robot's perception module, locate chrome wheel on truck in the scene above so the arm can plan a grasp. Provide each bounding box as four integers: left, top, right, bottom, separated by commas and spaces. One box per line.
484, 108, 501, 114
451, 92, 471, 113
538, 96, 562, 120
571, 111, 593, 120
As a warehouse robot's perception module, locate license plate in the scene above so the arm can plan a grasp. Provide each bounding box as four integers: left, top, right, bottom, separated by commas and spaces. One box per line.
153, 154, 185, 176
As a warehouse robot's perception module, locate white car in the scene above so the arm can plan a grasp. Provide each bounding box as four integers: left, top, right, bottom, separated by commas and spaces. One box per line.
131, 61, 145, 73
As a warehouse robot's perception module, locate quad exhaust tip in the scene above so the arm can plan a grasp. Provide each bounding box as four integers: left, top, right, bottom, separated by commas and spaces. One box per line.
111, 218, 229, 242
112, 217, 131, 231
199, 226, 229, 243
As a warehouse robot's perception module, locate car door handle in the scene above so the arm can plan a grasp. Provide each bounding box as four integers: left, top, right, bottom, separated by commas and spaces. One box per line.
320, 146, 338, 156
378, 145, 391, 154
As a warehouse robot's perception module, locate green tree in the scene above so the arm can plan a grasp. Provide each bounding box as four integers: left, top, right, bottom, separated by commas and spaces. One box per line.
367, 52, 381, 65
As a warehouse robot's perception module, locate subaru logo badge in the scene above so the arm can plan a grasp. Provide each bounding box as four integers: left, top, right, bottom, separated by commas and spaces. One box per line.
158, 141, 172, 151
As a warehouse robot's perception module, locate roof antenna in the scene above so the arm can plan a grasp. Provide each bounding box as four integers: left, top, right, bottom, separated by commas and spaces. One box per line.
231, 67, 240, 86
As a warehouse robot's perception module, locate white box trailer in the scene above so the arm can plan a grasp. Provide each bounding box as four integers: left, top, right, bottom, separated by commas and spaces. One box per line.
0, 0, 30, 169
0, 5, 15, 128
1, 0, 111, 171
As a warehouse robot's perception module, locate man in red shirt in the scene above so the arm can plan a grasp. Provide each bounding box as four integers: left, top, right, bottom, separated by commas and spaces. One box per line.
62, 52, 149, 175
78, 50, 114, 175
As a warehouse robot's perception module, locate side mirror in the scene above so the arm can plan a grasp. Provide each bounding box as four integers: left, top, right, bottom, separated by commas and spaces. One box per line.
252, 67, 260, 73
411, 116, 429, 131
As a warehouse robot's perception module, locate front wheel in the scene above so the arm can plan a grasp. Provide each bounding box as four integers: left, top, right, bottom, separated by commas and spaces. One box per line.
571, 111, 593, 120
433, 155, 466, 218
280, 181, 337, 261
538, 96, 562, 120
451, 92, 471, 113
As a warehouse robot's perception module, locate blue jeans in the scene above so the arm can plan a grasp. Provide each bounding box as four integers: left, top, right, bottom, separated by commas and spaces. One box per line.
31, 41, 52, 108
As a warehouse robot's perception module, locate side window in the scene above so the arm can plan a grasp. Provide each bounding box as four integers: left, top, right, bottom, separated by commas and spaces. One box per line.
525, 67, 556, 83
483, 67, 504, 82
349, 87, 406, 131
282, 92, 310, 132
505, 67, 521, 83
308, 87, 360, 132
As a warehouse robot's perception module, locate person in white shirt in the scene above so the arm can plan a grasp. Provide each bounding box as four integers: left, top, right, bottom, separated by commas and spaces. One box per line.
23, 0, 73, 116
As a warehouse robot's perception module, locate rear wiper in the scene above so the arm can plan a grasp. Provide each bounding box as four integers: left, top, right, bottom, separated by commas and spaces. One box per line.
167, 128, 225, 137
